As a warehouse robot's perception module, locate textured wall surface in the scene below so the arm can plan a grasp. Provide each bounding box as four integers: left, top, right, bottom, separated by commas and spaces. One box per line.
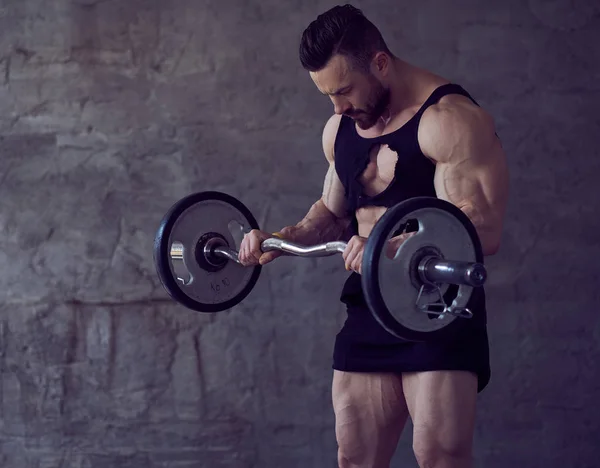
1, 0, 599, 467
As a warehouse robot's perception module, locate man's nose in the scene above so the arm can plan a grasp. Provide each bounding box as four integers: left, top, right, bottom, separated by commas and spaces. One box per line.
332, 98, 351, 115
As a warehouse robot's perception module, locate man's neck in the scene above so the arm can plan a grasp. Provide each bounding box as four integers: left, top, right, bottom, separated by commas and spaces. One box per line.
384, 59, 424, 120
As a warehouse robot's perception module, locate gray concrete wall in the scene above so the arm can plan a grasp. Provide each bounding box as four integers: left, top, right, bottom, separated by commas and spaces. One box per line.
0, 0, 598, 466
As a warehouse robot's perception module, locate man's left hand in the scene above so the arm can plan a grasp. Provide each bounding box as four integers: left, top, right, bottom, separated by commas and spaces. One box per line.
342, 235, 367, 274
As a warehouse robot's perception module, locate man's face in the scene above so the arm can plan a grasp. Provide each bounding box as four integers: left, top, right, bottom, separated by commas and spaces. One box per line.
310, 54, 390, 130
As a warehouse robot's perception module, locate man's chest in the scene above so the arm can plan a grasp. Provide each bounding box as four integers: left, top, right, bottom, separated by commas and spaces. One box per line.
356, 144, 399, 197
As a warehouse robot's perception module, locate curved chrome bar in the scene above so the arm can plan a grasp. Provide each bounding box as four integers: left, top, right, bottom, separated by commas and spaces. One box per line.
260, 238, 347, 256
213, 246, 243, 264
211, 239, 347, 265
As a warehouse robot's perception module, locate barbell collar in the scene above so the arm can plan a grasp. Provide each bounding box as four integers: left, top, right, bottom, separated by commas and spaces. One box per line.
418, 256, 487, 288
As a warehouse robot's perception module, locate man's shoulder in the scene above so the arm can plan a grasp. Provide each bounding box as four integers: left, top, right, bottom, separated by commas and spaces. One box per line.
421, 91, 493, 136
322, 114, 343, 163
418, 89, 496, 163
324, 113, 343, 135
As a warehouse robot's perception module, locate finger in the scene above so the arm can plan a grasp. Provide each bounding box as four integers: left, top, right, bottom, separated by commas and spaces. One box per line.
350, 253, 361, 273
242, 234, 256, 264
242, 235, 256, 266
345, 245, 359, 271
238, 236, 248, 265
243, 236, 254, 265
342, 236, 356, 264
249, 234, 264, 263
242, 248, 252, 266
356, 248, 364, 274
279, 227, 295, 239
342, 244, 351, 269
349, 241, 364, 273
259, 250, 280, 265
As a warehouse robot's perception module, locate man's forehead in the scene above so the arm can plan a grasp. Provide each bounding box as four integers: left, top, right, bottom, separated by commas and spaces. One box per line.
310, 55, 353, 95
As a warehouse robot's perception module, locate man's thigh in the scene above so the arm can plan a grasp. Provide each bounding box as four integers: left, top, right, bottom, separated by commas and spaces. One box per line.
402, 370, 478, 459
332, 370, 409, 467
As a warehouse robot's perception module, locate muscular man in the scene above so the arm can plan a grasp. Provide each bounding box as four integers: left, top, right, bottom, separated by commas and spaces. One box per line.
239, 5, 509, 468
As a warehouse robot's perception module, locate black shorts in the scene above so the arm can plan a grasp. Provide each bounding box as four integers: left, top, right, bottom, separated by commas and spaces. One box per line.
332, 274, 491, 393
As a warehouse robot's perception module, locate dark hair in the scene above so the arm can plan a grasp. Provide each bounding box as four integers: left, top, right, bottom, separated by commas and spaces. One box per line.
299, 4, 392, 72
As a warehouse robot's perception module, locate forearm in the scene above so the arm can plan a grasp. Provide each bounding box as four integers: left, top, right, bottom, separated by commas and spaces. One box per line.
385, 232, 415, 258
460, 205, 502, 256
283, 199, 352, 245
474, 228, 501, 256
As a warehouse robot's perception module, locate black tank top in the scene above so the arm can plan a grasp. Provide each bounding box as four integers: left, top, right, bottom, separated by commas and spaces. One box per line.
334, 83, 481, 304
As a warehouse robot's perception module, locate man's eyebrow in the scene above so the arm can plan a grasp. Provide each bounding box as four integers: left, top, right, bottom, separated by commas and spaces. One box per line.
323, 85, 351, 96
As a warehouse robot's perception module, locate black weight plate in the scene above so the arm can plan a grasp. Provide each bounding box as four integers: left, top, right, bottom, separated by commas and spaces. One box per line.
362, 197, 484, 342
154, 191, 261, 312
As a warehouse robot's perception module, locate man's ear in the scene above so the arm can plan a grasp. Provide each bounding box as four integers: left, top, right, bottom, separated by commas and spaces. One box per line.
372, 52, 390, 76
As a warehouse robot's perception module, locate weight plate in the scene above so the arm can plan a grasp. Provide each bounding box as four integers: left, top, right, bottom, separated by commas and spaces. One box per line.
154, 191, 261, 312
362, 197, 484, 342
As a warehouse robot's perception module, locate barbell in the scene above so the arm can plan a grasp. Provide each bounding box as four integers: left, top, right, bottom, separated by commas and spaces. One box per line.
153, 191, 486, 342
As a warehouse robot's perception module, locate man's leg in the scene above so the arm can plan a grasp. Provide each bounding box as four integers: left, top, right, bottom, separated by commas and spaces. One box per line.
332, 370, 409, 468
402, 370, 478, 468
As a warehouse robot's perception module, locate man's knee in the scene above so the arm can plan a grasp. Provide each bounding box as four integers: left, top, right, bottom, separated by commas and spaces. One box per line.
332, 371, 407, 467
412, 428, 473, 468
334, 398, 368, 465
334, 395, 406, 468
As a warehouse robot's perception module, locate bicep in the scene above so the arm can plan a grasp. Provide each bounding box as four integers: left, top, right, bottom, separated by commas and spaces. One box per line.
322, 163, 349, 219
427, 105, 509, 250
434, 141, 507, 226
321, 114, 349, 219
433, 119, 508, 212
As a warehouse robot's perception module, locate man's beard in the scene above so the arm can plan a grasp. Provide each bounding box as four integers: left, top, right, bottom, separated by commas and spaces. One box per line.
346, 80, 391, 130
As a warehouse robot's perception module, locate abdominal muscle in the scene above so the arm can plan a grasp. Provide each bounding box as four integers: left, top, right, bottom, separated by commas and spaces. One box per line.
356, 205, 387, 238
354, 144, 398, 239
355, 195, 415, 257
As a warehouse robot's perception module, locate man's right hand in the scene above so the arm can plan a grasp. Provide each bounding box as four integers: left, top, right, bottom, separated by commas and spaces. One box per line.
238, 226, 298, 266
